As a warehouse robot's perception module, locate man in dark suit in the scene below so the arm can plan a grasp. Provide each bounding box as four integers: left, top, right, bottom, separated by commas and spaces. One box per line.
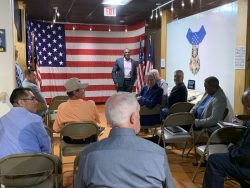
112, 48, 137, 92
203, 89, 250, 188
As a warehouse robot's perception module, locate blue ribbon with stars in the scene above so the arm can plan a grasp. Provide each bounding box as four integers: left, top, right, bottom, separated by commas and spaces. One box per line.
186, 25, 206, 45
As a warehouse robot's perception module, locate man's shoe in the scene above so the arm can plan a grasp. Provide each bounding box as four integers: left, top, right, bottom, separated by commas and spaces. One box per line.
98, 127, 106, 136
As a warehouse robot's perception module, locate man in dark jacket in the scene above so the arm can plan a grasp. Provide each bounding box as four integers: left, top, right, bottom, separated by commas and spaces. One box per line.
112, 48, 137, 92
168, 70, 187, 107
161, 70, 187, 120
203, 89, 250, 188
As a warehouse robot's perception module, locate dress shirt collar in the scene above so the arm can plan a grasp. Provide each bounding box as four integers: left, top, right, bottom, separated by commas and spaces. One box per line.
123, 57, 131, 62
109, 128, 136, 137
12, 106, 29, 113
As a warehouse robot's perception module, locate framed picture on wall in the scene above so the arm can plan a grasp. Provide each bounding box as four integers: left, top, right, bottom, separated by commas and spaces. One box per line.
188, 80, 195, 89
0, 29, 6, 52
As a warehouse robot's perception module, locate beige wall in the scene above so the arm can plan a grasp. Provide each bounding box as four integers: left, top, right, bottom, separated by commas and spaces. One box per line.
234, 0, 250, 115
0, 0, 15, 116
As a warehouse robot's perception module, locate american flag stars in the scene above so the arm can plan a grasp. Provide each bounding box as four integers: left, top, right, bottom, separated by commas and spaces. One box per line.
27, 20, 66, 67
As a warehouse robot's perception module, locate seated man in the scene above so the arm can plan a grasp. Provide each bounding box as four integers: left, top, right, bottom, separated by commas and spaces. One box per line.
203, 89, 250, 188
190, 76, 227, 133
75, 92, 175, 188
22, 69, 47, 108
161, 70, 187, 120
168, 70, 187, 107
138, 72, 163, 126
0, 88, 51, 159
53, 77, 101, 144
151, 69, 168, 97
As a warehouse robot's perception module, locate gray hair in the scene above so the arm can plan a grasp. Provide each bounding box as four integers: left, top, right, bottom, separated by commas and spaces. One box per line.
147, 71, 156, 80
105, 92, 138, 128
151, 69, 159, 76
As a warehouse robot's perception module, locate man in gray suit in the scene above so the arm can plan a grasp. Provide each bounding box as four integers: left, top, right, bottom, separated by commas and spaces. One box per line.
112, 48, 137, 92
190, 76, 227, 133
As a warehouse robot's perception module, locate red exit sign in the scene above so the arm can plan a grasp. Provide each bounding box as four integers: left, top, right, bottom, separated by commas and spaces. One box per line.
104, 7, 116, 16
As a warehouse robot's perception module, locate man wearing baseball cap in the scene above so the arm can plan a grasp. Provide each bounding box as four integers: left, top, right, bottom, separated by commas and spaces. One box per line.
53, 77, 101, 144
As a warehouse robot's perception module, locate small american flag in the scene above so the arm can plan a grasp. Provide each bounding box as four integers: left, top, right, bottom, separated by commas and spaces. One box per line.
145, 37, 153, 74
136, 39, 145, 94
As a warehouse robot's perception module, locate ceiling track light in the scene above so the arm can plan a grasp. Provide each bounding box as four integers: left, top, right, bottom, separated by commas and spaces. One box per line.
52, 7, 60, 24
151, 0, 175, 21
190, 0, 194, 4
171, 2, 174, 12
53, 15, 56, 23
150, 11, 153, 19
155, 9, 158, 19
182, 0, 185, 7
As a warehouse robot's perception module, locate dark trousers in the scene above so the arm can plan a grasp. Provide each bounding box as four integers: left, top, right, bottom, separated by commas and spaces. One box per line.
203, 153, 250, 188
117, 79, 133, 92
63, 135, 97, 144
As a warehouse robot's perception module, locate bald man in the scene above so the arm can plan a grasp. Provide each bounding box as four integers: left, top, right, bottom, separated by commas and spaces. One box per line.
203, 89, 250, 188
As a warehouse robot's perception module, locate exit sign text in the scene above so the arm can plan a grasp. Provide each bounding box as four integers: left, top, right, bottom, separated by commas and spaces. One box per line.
104, 7, 116, 16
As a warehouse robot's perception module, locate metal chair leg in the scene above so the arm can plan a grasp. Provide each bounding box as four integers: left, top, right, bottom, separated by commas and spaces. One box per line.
192, 157, 204, 182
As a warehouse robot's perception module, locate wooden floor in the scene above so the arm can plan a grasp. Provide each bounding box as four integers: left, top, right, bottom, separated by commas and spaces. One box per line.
53, 104, 240, 188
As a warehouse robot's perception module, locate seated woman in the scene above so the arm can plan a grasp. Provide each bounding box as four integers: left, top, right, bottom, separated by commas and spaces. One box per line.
137, 72, 163, 126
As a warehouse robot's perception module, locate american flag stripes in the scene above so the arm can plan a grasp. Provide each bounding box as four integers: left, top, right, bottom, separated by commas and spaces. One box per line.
26, 19, 145, 103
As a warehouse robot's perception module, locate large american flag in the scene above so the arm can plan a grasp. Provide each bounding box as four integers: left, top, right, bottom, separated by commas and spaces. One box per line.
136, 39, 144, 93
26, 19, 145, 103
145, 37, 153, 74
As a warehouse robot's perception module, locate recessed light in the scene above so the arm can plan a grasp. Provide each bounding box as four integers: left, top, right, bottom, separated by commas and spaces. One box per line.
102, 0, 132, 6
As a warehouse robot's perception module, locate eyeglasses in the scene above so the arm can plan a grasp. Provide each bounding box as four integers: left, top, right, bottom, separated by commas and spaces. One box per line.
20, 96, 37, 101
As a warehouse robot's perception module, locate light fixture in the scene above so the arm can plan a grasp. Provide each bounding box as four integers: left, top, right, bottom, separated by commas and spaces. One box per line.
190, 0, 194, 4
125, 25, 128, 32
108, 25, 111, 32
171, 2, 174, 12
182, 0, 185, 7
151, 0, 175, 21
102, 0, 132, 5
155, 9, 158, 19
150, 11, 153, 19
89, 26, 92, 31
73, 25, 75, 30
53, 16, 56, 23
52, 7, 60, 23
159, 8, 163, 16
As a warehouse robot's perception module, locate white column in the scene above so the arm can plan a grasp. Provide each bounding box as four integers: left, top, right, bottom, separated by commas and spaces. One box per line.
0, 0, 15, 116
